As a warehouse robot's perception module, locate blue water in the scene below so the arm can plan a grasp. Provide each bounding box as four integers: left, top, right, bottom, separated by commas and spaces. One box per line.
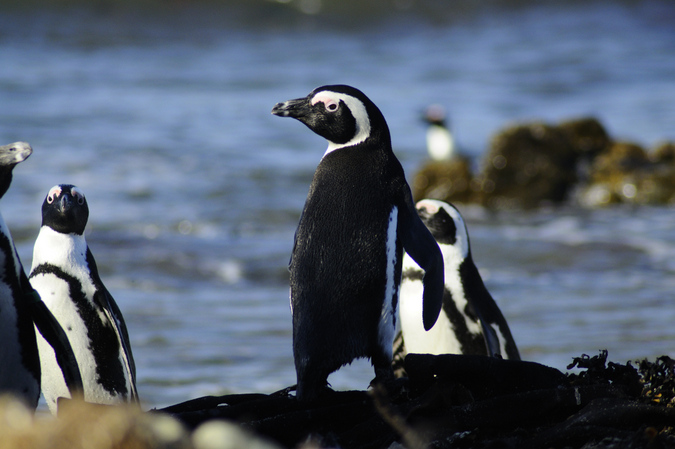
1, 0, 674, 408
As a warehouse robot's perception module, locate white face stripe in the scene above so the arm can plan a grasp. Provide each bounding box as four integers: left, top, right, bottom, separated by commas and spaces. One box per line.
417, 199, 470, 259
311, 91, 371, 156
378, 206, 399, 358
47, 185, 63, 202
71, 186, 85, 198
47, 185, 86, 205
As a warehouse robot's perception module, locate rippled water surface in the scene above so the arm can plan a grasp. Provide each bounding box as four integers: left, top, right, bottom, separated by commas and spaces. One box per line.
1, 0, 674, 408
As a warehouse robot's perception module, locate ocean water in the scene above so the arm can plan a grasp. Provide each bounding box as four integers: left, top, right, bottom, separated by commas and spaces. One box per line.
0, 0, 674, 409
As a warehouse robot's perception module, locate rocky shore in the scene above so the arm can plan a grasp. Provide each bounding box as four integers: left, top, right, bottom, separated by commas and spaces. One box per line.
2, 352, 673, 449
412, 117, 675, 209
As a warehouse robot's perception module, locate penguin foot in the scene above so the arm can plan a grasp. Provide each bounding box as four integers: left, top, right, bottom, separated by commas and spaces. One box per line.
369, 375, 409, 402
271, 385, 297, 397
295, 382, 335, 402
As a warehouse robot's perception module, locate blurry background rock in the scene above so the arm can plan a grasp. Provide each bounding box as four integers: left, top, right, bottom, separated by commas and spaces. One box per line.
0, 394, 280, 449
412, 116, 675, 209
0, 395, 189, 449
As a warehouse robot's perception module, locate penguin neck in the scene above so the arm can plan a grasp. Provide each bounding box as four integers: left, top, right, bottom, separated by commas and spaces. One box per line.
323, 123, 391, 160
32, 226, 88, 272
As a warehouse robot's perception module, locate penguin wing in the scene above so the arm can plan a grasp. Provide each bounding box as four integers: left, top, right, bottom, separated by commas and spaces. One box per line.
87, 249, 139, 401
93, 286, 139, 401
460, 259, 521, 360
398, 188, 444, 331
24, 272, 84, 395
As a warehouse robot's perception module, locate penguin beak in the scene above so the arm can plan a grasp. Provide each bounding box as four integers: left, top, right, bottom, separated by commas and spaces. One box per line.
417, 205, 433, 222
271, 97, 310, 119
58, 194, 74, 213
0, 141, 32, 166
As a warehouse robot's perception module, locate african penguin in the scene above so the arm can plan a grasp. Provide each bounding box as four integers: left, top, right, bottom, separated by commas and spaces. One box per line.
30, 184, 138, 413
424, 104, 456, 161
272, 85, 445, 401
0, 143, 83, 410
394, 199, 520, 374
0, 141, 41, 407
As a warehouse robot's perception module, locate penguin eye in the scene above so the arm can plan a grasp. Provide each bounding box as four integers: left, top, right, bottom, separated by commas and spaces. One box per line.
324, 100, 339, 113
47, 195, 55, 204
77, 195, 85, 205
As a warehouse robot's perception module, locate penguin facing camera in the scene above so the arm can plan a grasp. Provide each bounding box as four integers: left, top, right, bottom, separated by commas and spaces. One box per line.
272, 85, 445, 401
30, 184, 138, 413
394, 199, 520, 375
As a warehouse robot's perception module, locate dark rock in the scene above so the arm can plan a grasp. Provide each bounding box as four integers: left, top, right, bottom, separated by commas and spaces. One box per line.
477, 122, 578, 209
580, 141, 675, 206
410, 116, 675, 209
411, 156, 475, 204
158, 353, 675, 449
558, 117, 612, 160
652, 141, 675, 164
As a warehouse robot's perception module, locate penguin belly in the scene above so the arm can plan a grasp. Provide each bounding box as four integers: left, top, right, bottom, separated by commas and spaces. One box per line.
399, 275, 462, 355
31, 271, 124, 412
399, 254, 486, 357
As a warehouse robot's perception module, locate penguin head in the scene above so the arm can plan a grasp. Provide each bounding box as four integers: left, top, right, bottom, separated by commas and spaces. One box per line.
0, 141, 32, 199
41, 184, 89, 235
424, 104, 448, 127
272, 84, 390, 154
416, 199, 469, 258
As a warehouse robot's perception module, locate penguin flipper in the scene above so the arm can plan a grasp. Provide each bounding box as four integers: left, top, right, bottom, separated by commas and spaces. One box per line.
87, 249, 139, 401
399, 192, 444, 331
461, 259, 521, 360
476, 311, 503, 358
94, 287, 139, 402
26, 272, 84, 395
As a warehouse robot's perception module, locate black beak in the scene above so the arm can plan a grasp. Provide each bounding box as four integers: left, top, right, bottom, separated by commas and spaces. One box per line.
0, 141, 32, 166
58, 194, 74, 213
417, 205, 432, 221
271, 97, 309, 118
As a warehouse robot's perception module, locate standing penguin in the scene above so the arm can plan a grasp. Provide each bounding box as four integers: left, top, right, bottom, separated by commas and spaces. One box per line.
394, 199, 520, 373
424, 104, 456, 161
30, 184, 138, 413
272, 85, 444, 401
0, 141, 41, 407
0, 142, 81, 409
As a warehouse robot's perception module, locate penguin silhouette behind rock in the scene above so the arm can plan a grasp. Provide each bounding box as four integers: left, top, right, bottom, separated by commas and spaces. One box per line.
272, 85, 445, 401
395, 199, 520, 374
30, 184, 138, 413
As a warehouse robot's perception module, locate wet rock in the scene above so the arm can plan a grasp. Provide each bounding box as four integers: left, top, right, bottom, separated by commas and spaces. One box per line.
477, 122, 578, 209
160, 353, 675, 449
558, 117, 612, 160
652, 141, 675, 164
411, 156, 474, 204
412, 115, 674, 209
579, 141, 675, 206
